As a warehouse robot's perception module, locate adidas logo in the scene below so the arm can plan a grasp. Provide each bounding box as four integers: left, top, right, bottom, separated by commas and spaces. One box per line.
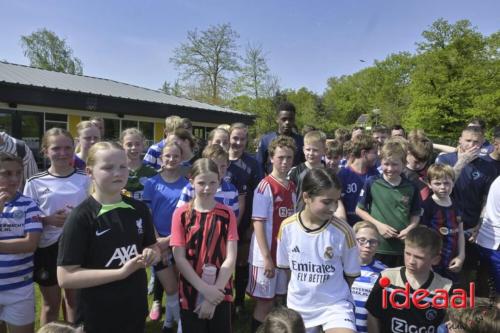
275, 196, 283, 202
41, 187, 51, 195
292, 246, 300, 253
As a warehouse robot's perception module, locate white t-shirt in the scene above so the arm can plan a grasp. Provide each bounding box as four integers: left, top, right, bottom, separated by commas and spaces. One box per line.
249, 175, 296, 267
23, 170, 90, 247
476, 176, 500, 250
277, 213, 360, 328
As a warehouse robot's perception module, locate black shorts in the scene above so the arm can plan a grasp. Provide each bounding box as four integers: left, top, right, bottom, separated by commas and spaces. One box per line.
180, 301, 232, 333
34, 241, 59, 286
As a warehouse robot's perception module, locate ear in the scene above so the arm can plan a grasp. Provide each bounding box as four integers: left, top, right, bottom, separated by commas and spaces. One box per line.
302, 191, 311, 204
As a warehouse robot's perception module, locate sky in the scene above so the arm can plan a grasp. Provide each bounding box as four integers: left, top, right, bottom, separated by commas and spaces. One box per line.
1, 0, 499, 94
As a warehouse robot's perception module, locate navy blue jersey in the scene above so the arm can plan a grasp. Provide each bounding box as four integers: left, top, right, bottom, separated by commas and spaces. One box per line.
436, 152, 496, 229
338, 166, 379, 225
256, 131, 304, 175
481, 154, 500, 178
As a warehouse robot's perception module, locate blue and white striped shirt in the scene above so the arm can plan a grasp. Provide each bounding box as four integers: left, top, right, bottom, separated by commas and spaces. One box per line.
0, 193, 42, 292
351, 259, 387, 333
176, 180, 239, 218
143, 139, 166, 171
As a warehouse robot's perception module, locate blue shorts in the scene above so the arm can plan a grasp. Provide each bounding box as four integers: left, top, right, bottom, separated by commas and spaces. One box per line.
478, 245, 500, 295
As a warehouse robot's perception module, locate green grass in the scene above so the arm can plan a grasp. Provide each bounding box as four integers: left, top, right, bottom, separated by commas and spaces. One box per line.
34, 271, 252, 332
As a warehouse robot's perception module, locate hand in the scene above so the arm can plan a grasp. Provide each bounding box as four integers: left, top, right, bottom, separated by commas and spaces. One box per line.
0, 191, 10, 211
457, 145, 480, 164
201, 284, 224, 305
397, 225, 416, 240
195, 299, 217, 319
376, 223, 399, 239
448, 256, 464, 273
156, 236, 171, 253
44, 209, 68, 227
120, 255, 144, 278
263, 257, 275, 278
467, 227, 480, 243
142, 247, 160, 267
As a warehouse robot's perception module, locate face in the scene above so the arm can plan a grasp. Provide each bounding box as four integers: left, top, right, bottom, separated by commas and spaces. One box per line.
352, 129, 364, 140
78, 126, 100, 151
191, 171, 219, 200
211, 156, 228, 178
492, 137, 500, 156
303, 142, 325, 165
373, 132, 389, 146
229, 128, 248, 156
209, 131, 229, 151
381, 157, 404, 182
270, 146, 294, 175
0, 161, 22, 199
406, 153, 427, 171
404, 244, 440, 276
324, 153, 341, 170
45, 134, 74, 168
87, 149, 128, 196
429, 176, 453, 200
356, 228, 380, 263
161, 146, 182, 171
122, 134, 144, 162
391, 129, 405, 138
167, 134, 191, 157
276, 110, 295, 135
459, 131, 483, 151
304, 187, 340, 222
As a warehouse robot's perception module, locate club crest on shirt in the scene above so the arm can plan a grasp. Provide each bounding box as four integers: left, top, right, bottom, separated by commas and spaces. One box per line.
472, 171, 480, 180
324, 246, 333, 260
136, 218, 143, 234
13, 210, 24, 219
400, 195, 409, 205
425, 309, 437, 321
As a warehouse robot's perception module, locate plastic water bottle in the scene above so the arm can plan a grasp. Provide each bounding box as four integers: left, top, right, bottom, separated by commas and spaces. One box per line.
196, 264, 217, 309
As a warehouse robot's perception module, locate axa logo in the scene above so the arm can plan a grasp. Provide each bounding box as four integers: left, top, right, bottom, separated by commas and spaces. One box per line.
105, 244, 139, 267
380, 277, 475, 309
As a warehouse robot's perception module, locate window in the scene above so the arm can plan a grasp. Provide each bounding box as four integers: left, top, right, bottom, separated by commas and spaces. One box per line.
104, 119, 120, 141
45, 113, 67, 131
139, 121, 155, 147
121, 120, 138, 131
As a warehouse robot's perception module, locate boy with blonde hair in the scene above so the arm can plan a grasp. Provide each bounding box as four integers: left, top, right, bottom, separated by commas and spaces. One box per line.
356, 141, 421, 267
288, 130, 326, 211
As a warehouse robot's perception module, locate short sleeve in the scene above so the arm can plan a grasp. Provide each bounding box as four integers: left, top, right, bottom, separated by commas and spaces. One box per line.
142, 178, 153, 205
138, 201, 156, 248
252, 182, 272, 221
342, 232, 361, 277
276, 226, 289, 268
170, 207, 187, 247
409, 183, 422, 216
23, 181, 38, 206
227, 208, 239, 241
365, 276, 384, 319
176, 184, 193, 208
24, 200, 43, 233
57, 208, 91, 266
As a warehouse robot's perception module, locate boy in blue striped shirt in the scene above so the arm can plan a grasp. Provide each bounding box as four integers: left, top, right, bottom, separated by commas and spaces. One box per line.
0, 152, 42, 332
350, 221, 386, 333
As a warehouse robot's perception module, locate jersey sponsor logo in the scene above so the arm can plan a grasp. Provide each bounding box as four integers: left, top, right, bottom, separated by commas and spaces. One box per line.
391, 318, 435, 333
292, 260, 336, 283
324, 246, 333, 259
292, 245, 300, 253
471, 171, 480, 180
425, 309, 437, 321
105, 244, 139, 267
96, 229, 111, 236
278, 207, 294, 218
400, 195, 410, 205
136, 218, 143, 234
438, 227, 459, 236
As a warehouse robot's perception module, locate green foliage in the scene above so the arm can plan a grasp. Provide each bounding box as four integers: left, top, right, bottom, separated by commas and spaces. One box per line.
20, 28, 83, 74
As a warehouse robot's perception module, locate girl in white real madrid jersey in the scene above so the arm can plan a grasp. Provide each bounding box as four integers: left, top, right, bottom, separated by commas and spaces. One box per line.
23, 128, 90, 325
277, 168, 360, 333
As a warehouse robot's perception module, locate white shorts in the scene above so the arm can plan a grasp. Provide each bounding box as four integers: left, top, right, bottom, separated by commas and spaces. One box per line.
0, 285, 35, 326
303, 300, 356, 332
246, 265, 287, 299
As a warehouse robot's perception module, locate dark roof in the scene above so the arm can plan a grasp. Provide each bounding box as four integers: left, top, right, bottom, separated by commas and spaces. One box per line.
0, 61, 253, 123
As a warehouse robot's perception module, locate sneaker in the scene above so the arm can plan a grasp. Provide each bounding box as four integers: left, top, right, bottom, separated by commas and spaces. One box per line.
149, 301, 161, 321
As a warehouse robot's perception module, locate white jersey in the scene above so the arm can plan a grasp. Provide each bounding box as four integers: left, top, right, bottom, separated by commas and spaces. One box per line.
476, 176, 500, 250
277, 213, 360, 328
23, 170, 90, 248
0, 193, 42, 291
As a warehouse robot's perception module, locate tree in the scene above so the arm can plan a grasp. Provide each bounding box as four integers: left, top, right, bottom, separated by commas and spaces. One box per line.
238, 43, 270, 98
170, 23, 240, 104
20, 28, 83, 74
160, 80, 183, 97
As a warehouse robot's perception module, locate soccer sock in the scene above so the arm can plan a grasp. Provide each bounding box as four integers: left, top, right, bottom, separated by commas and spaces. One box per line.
153, 275, 164, 303
251, 318, 263, 333
235, 264, 249, 305
165, 292, 180, 327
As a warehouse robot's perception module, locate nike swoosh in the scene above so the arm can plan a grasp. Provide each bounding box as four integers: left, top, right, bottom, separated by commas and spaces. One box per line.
96, 229, 111, 236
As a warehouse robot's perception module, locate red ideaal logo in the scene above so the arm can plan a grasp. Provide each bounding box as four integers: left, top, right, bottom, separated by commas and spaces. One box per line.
379, 277, 475, 309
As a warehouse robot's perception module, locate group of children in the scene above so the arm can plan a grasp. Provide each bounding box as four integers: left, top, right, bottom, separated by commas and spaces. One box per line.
0, 111, 499, 333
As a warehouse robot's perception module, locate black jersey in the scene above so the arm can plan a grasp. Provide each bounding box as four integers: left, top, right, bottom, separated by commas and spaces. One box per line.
57, 195, 156, 333
366, 267, 453, 333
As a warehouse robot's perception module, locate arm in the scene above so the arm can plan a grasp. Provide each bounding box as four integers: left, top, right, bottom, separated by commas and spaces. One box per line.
448, 223, 465, 272
214, 240, 237, 290
433, 143, 457, 154
0, 232, 40, 253
398, 214, 420, 240
367, 313, 381, 333
345, 275, 356, 288
23, 145, 39, 184
335, 199, 347, 221
356, 206, 398, 238
57, 256, 145, 289
253, 219, 275, 278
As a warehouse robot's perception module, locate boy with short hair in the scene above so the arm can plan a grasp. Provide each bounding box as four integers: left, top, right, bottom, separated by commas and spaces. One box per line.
0, 152, 43, 333
356, 141, 421, 267
422, 164, 465, 282
366, 226, 454, 333
338, 134, 379, 225
324, 139, 343, 173
247, 136, 297, 332
288, 130, 326, 211
404, 138, 434, 201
